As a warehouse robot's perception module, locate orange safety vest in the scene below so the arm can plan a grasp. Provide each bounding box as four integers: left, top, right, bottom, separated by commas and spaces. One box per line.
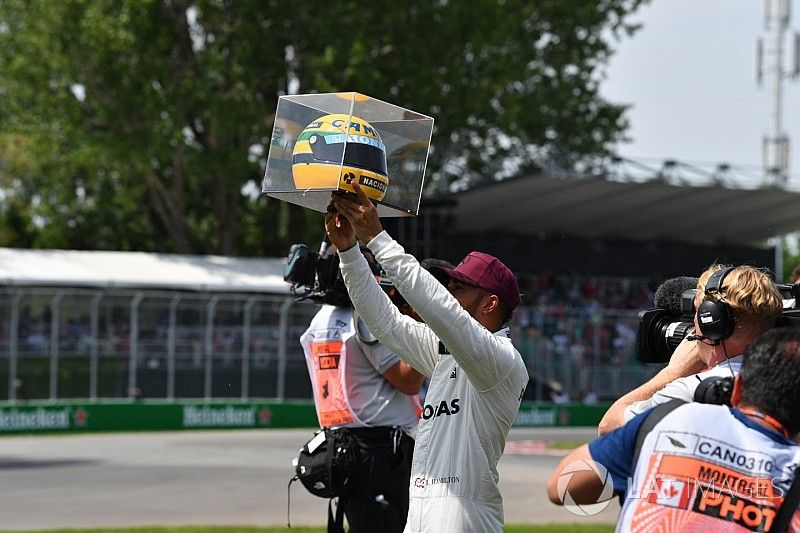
300, 306, 363, 427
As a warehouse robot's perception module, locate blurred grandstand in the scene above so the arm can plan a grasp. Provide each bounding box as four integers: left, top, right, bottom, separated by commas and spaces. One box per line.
2, 164, 799, 405
0, 248, 318, 403
0, 248, 654, 404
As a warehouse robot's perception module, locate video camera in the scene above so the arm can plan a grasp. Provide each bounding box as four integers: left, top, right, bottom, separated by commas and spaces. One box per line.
284, 242, 352, 307
693, 375, 735, 406
636, 276, 800, 364
283, 241, 395, 307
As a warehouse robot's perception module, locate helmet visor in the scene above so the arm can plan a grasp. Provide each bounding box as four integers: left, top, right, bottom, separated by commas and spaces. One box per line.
295, 133, 387, 175
342, 141, 387, 175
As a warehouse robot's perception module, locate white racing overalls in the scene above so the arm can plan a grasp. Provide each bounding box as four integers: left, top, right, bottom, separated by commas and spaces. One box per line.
339, 231, 528, 533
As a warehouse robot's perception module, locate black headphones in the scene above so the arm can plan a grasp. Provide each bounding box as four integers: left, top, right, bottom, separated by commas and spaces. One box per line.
696, 266, 736, 341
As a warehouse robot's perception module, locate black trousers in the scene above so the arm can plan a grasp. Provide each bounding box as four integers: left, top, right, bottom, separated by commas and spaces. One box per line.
338, 427, 414, 533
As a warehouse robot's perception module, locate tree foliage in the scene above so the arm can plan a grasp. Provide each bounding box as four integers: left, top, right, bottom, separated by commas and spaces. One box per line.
0, 0, 647, 255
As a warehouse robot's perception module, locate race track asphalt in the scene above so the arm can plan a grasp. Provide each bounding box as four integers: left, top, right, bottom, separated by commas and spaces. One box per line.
0, 427, 620, 530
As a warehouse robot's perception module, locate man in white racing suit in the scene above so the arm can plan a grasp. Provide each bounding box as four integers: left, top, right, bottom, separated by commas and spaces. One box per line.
326, 184, 529, 533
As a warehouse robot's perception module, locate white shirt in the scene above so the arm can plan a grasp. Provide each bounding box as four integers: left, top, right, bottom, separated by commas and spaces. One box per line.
339, 232, 528, 533
624, 355, 742, 423
300, 305, 419, 433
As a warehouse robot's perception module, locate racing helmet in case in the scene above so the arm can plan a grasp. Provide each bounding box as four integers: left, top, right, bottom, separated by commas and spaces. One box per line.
291, 113, 389, 201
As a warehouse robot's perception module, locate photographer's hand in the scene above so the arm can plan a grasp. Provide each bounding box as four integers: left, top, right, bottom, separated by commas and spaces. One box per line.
325, 201, 357, 252
668, 336, 708, 374
598, 337, 708, 435
330, 183, 383, 245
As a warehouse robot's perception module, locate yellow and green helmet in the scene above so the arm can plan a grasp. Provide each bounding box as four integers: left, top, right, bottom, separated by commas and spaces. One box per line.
291, 113, 389, 201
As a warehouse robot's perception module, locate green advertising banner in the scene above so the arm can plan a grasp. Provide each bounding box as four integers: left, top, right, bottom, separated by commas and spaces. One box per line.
0, 400, 319, 434
513, 402, 610, 427
0, 400, 607, 434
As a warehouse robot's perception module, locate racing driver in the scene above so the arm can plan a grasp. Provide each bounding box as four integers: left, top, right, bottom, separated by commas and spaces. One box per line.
325, 184, 528, 532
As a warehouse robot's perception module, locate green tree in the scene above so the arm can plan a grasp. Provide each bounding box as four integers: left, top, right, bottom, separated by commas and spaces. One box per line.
0, 0, 646, 255
780, 234, 800, 283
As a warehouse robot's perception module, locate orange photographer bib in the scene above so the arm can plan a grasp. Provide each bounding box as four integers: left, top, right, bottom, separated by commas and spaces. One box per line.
300, 306, 363, 427
618, 404, 800, 533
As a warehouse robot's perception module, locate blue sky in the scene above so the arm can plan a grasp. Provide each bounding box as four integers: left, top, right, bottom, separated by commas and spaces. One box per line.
602, 0, 800, 183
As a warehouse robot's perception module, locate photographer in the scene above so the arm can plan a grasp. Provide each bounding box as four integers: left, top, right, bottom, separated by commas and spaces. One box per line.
547, 327, 800, 531
298, 246, 424, 532
327, 184, 528, 533
598, 264, 783, 435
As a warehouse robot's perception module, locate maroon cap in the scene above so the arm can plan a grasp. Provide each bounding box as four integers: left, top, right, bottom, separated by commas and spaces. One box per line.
437, 252, 520, 312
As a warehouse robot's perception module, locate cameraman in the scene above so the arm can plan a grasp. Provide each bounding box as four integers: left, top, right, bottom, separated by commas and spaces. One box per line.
299, 246, 424, 532
598, 264, 783, 435
547, 327, 800, 531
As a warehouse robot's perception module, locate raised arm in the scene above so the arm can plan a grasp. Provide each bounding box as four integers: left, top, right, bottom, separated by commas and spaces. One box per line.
367, 232, 520, 391
326, 203, 439, 377
330, 185, 521, 391
598, 337, 706, 435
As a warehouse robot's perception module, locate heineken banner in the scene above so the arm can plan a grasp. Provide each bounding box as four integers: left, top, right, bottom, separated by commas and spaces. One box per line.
0, 401, 318, 434
0, 401, 607, 434
513, 403, 609, 428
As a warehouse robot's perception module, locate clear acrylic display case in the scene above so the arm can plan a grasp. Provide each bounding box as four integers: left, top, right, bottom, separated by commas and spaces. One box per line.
262, 92, 434, 217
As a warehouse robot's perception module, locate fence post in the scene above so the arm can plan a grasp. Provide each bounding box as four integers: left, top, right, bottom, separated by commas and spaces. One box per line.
49, 291, 64, 401
204, 295, 219, 401
592, 310, 602, 398
276, 297, 294, 400
167, 294, 181, 401
8, 291, 21, 403
89, 292, 102, 401
240, 297, 256, 401
128, 293, 144, 400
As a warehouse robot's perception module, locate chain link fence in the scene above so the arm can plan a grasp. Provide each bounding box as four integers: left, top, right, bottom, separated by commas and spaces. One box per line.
0, 288, 658, 403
